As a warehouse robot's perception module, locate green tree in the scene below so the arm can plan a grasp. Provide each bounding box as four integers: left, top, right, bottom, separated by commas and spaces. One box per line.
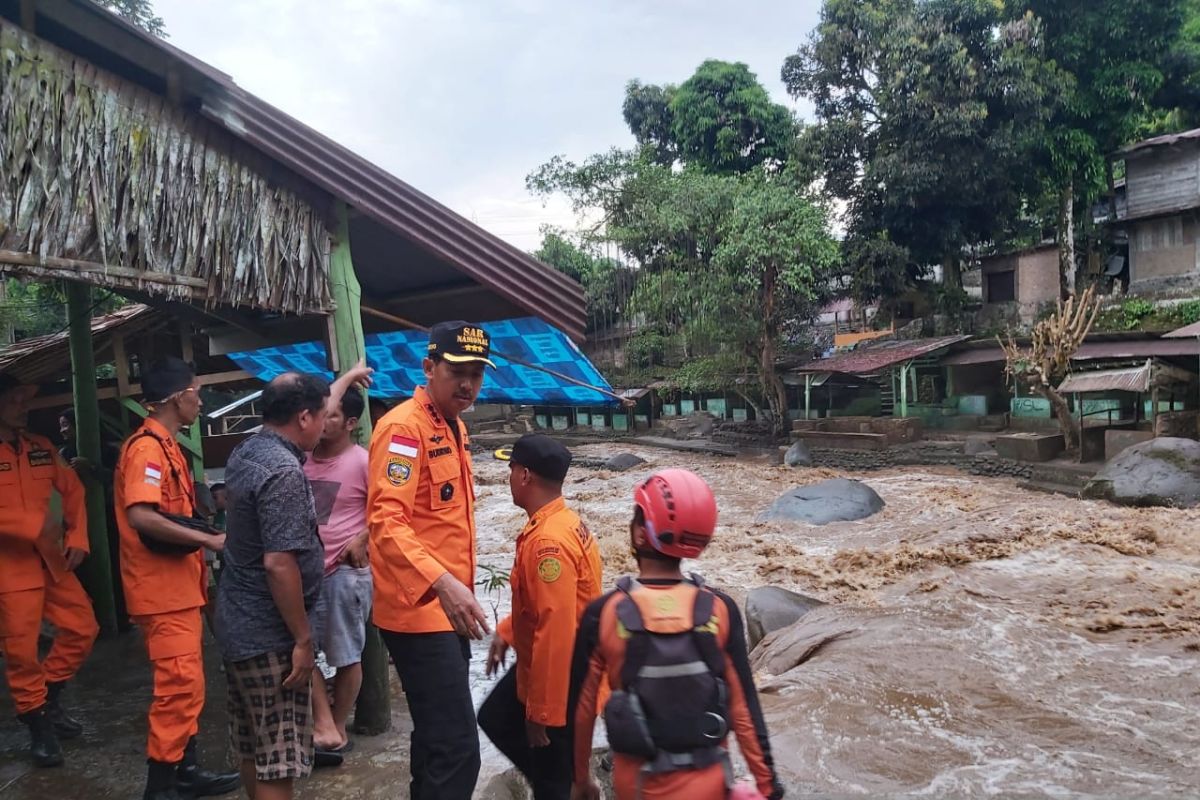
623, 80, 677, 166
1017, 0, 1190, 292
99, 0, 167, 37
533, 231, 633, 334
785, 0, 1062, 302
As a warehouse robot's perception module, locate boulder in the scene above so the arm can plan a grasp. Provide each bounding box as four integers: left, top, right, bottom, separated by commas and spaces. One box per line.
604, 452, 647, 472
757, 478, 885, 525
1083, 437, 1200, 509
745, 586, 826, 649
658, 412, 717, 440
783, 440, 813, 468
963, 439, 998, 457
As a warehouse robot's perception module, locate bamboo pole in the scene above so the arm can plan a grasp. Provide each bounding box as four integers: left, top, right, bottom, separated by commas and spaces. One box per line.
66, 282, 118, 635
329, 203, 391, 735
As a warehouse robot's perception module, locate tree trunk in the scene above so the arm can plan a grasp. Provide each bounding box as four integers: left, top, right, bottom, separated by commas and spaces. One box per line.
1039, 385, 1081, 452
942, 255, 963, 292
759, 334, 789, 437
1058, 180, 1076, 298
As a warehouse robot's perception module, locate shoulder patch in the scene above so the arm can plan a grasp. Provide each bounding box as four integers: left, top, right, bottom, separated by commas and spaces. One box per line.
537, 556, 562, 583
535, 544, 561, 558
387, 457, 413, 486
388, 435, 419, 458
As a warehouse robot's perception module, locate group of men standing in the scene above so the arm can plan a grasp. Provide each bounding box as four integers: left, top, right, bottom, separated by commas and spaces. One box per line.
0, 319, 784, 800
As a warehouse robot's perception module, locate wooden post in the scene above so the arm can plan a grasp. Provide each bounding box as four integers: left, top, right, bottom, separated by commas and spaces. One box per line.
329, 203, 390, 735
66, 281, 118, 635
898, 363, 910, 418
804, 373, 813, 420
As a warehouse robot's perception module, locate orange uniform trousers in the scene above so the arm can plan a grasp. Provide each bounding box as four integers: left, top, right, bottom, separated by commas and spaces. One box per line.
0, 566, 99, 714
133, 607, 205, 763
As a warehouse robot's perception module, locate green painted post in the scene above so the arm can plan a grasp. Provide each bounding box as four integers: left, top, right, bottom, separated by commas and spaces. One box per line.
66, 282, 118, 635
804, 373, 813, 420
899, 363, 909, 418
329, 202, 390, 735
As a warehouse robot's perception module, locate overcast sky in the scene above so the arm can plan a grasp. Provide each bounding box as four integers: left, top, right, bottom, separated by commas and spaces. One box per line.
155, 0, 822, 252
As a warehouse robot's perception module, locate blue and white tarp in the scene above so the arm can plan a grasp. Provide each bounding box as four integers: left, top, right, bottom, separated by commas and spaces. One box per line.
228, 317, 617, 406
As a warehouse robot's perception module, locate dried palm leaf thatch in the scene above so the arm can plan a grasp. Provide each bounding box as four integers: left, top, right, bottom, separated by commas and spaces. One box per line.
0, 21, 331, 314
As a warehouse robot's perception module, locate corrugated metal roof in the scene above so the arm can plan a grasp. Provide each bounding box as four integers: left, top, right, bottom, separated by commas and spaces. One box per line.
1164, 321, 1200, 338
1119, 128, 1200, 157
796, 336, 971, 376
21, 1, 585, 341
942, 338, 1200, 366
1058, 362, 1152, 394
0, 304, 160, 382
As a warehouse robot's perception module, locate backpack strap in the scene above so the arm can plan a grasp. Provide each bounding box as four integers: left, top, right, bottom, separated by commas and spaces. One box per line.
689, 585, 726, 675
616, 577, 648, 688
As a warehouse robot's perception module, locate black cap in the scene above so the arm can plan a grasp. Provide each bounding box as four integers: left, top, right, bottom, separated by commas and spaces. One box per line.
510, 433, 572, 483
427, 321, 496, 368
142, 357, 196, 403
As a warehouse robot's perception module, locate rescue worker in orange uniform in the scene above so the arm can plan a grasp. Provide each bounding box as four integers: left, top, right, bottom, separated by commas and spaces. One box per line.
479, 434, 603, 800
0, 374, 98, 768
569, 469, 784, 800
114, 358, 240, 800
368, 321, 494, 799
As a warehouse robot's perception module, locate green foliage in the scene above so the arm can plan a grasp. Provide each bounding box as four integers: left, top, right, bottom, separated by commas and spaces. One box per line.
475, 563, 511, 627
667, 60, 796, 175
1092, 298, 1200, 332
533, 231, 633, 334
670, 353, 746, 393
98, 0, 167, 37
0, 279, 128, 341
786, 0, 1063, 301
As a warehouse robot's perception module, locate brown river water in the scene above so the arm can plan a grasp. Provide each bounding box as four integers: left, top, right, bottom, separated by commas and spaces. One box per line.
468, 443, 1200, 797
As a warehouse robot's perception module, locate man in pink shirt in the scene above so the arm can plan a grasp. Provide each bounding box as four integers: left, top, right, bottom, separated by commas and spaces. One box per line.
303, 389, 371, 758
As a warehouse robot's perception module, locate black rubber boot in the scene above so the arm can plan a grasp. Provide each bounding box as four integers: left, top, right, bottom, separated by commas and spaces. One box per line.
17, 706, 64, 768
143, 759, 184, 800
46, 681, 83, 739
175, 737, 241, 798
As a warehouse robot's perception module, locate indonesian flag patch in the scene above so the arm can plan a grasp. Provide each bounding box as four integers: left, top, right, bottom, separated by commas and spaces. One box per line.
144, 462, 162, 486
388, 435, 419, 458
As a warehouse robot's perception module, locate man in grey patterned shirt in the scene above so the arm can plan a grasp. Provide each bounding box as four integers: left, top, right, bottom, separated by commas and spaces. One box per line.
216, 364, 370, 800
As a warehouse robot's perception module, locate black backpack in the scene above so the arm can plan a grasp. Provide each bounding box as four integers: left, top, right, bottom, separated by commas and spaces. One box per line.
604, 575, 731, 776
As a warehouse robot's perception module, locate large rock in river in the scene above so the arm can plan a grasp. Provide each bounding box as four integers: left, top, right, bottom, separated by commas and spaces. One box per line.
757, 478, 885, 525
604, 453, 647, 472
745, 586, 826, 649
784, 440, 813, 467
1083, 437, 1200, 509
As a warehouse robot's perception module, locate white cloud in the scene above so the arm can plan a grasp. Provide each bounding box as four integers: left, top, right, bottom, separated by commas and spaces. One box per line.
156, 0, 821, 251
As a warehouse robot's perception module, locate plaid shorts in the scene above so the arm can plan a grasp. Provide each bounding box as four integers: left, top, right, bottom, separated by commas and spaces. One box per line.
225, 651, 313, 781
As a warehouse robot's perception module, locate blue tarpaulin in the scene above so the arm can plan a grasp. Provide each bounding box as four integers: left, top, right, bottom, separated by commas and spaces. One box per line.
227, 317, 617, 406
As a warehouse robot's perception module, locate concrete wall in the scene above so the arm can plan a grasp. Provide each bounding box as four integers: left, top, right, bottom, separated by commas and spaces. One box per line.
1017, 248, 1061, 305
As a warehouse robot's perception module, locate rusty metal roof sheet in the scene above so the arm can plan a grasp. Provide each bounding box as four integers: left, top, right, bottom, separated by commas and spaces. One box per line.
1058, 362, 1152, 394
795, 335, 971, 376
942, 337, 1200, 365
20, 1, 585, 341
0, 304, 161, 383
1164, 321, 1200, 338
1118, 128, 1200, 157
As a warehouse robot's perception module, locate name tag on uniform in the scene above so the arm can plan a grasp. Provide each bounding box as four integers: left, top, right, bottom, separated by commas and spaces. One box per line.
27, 449, 54, 468
0, 462, 12, 472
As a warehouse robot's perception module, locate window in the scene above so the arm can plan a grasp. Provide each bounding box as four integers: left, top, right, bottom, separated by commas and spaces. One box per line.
986, 270, 1016, 303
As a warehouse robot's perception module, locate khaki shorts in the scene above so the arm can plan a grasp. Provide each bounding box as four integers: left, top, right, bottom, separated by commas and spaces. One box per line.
225, 651, 313, 781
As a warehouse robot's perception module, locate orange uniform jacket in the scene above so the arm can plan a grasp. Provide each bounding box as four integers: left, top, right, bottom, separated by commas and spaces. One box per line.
368, 386, 477, 633
495, 497, 602, 727
569, 581, 783, 800
115, 418, 206, 615
0, 432, 88, 593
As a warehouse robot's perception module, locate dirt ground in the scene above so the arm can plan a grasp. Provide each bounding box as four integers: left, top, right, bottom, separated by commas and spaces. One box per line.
2, 442, 1197, 797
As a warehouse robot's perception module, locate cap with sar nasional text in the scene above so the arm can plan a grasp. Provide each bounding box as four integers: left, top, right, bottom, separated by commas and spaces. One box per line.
510, 433, 572, 483
427, 321, 496, 368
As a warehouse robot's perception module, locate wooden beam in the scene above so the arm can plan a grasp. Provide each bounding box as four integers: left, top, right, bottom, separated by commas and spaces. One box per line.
0, 250, 208, 290
67, 282, 118, 634
112, 334, 132, 396
28, 370, 254, 410
330, 202, 390, 736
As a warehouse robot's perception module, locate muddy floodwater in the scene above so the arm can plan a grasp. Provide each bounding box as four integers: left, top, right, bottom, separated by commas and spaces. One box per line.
471, 443, 1200, 797
2, 442, 1196, 798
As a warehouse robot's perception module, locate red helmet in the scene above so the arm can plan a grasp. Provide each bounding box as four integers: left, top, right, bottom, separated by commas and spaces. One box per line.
633, 468, 718, 559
